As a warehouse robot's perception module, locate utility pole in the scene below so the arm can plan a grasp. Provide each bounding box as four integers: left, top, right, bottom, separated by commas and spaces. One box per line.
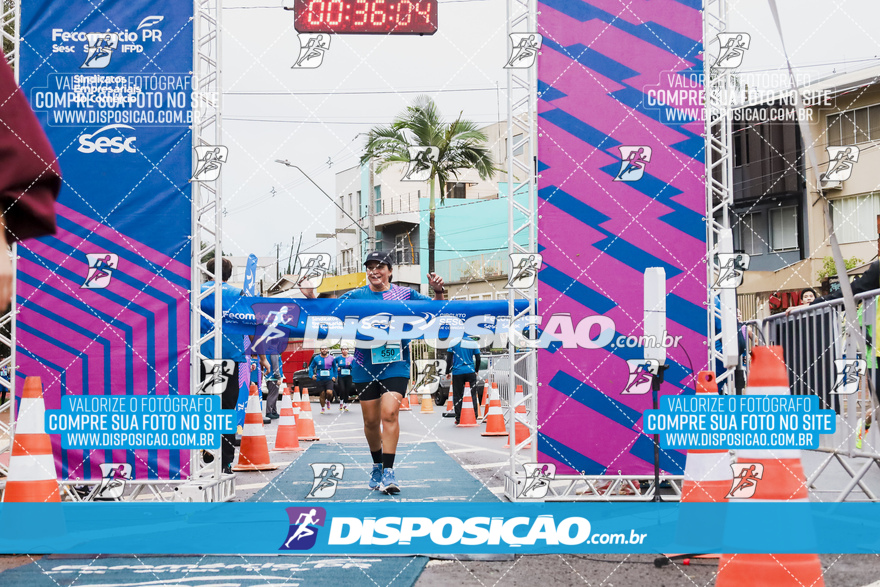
368, 158, 376, 252
287, 235, 295, 274
275, 242, 281, 280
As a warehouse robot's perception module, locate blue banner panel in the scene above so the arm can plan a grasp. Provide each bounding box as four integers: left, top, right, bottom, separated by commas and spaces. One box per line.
0, 503, 878, 554
17, 1, 193, 481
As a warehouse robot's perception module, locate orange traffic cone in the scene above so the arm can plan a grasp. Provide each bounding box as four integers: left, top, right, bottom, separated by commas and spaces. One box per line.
716, 346, 824, 587
2, 377, 60, 502
399, 388, 412, 411
273, 385, 304, 452
420, 390, 434, 413
682, 372, 732, 503
409, 388, 419, 409
458, 383, 478, 427
482, 383, 507, 436
445, 388, 453, 413
234, 384, 279, 471
504, 384, 531, 448
296, 389, 320, 441
479, 382, 491, 419
291, 386, 303, 424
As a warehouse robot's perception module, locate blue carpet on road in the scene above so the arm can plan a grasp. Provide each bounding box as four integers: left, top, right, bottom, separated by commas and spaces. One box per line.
251, 441, 499, 502
0, 555, 429, 586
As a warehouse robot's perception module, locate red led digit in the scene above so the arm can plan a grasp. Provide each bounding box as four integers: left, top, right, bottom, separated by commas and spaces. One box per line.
370, 0, 387, 26
353, 0, 368, 25
326, 0, 344, 25
398, 0, 413, 26
307, 0, 323, 25
414, 0, 431, 24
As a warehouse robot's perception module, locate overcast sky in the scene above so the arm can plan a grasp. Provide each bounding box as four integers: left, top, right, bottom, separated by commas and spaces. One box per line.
219, 0, 509, 263
217, 0, 880, 262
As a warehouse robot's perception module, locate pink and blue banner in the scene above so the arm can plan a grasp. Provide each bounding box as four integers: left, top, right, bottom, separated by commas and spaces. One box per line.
17, 1, 193, 480
536, 0, 706, 475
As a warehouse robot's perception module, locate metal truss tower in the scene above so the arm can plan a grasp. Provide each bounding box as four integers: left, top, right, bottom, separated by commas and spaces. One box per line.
704, 0, 737, 391
502, 0, 539, 502
185, 0, 234, 501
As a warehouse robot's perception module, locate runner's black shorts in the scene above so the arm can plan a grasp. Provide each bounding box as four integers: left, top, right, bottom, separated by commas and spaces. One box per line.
355, 377, 409, 402
313, 380, 334, 393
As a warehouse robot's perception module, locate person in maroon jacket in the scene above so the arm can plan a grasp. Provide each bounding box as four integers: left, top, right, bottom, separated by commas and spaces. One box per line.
0, 52, 61, 306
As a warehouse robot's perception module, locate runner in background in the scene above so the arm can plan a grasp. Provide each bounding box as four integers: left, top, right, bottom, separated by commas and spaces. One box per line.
309, 347, 337, 414
303, 250, 445, 494
265, 354, 282, 419
334, 347, 354, 412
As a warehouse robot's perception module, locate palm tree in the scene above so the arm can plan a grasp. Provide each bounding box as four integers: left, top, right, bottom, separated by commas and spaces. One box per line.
360, 96, 496, 275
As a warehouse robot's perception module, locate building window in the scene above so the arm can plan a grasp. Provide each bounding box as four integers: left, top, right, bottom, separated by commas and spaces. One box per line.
341, 249, 353, 272
446, 182, 466, 199
356, 190, 361, 214
769, 206, 798, 251
735, 212, 763, 255
732, 127, 751, 167
831, 193, 880, 244
394, 235, 405, 264
505, 134, 525, 157
374, 186, 381, 214
827, 106, 880, 145
348, 193, 353, 213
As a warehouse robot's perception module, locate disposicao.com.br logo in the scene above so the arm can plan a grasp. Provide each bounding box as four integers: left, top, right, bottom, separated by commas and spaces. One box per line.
325, 515, 648, 548
304, 313, 683, 351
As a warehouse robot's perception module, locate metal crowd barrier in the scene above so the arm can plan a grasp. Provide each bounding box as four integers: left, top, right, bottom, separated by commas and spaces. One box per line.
756, 289, 880, 501
485, 352, 533, 409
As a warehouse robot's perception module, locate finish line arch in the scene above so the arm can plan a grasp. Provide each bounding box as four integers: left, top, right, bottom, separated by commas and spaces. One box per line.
4, 0, 717, 502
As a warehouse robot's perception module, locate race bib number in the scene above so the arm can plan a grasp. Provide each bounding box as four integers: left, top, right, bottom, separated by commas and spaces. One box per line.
372, 343, 402, 364
340, 368, 350, 376
319, 370, 330, 377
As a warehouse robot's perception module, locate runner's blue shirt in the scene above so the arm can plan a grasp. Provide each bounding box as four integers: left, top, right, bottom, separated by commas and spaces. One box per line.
334, 354, 354, 378
338, 284, 433, 383
448, 340, 480, 375
308, 354, 337, 381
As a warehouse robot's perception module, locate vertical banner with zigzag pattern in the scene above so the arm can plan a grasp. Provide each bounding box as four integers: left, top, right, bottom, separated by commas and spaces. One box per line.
18, 1, 193, 480
537, 0, 705, 476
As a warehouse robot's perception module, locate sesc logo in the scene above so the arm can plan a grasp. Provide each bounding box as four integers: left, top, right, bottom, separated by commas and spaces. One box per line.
78, 124, 137, 154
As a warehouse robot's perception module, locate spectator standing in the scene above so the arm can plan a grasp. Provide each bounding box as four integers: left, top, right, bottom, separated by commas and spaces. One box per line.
445, 337, 482, 424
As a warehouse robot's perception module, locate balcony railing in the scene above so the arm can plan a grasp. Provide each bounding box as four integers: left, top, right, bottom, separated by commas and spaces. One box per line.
378, 192, 420, 215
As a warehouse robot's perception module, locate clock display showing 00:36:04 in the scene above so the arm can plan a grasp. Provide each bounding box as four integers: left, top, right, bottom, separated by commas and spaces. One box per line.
294, 0, 438, 34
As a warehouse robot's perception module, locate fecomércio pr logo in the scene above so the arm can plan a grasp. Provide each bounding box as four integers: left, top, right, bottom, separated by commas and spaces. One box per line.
280, 506, 326, 550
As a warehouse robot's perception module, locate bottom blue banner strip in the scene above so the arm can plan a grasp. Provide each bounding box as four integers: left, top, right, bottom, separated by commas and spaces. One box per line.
0, 503, 878, 554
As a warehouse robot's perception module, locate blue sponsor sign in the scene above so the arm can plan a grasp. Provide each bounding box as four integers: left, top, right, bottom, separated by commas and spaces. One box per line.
18, 0, 194, 482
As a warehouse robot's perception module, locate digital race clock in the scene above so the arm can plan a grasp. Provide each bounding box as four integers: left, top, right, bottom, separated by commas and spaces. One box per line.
292, 0, 438, 35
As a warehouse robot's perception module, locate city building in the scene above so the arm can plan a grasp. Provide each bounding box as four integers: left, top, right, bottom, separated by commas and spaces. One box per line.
329, 120, 530, 298
732, 65, 880, 317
